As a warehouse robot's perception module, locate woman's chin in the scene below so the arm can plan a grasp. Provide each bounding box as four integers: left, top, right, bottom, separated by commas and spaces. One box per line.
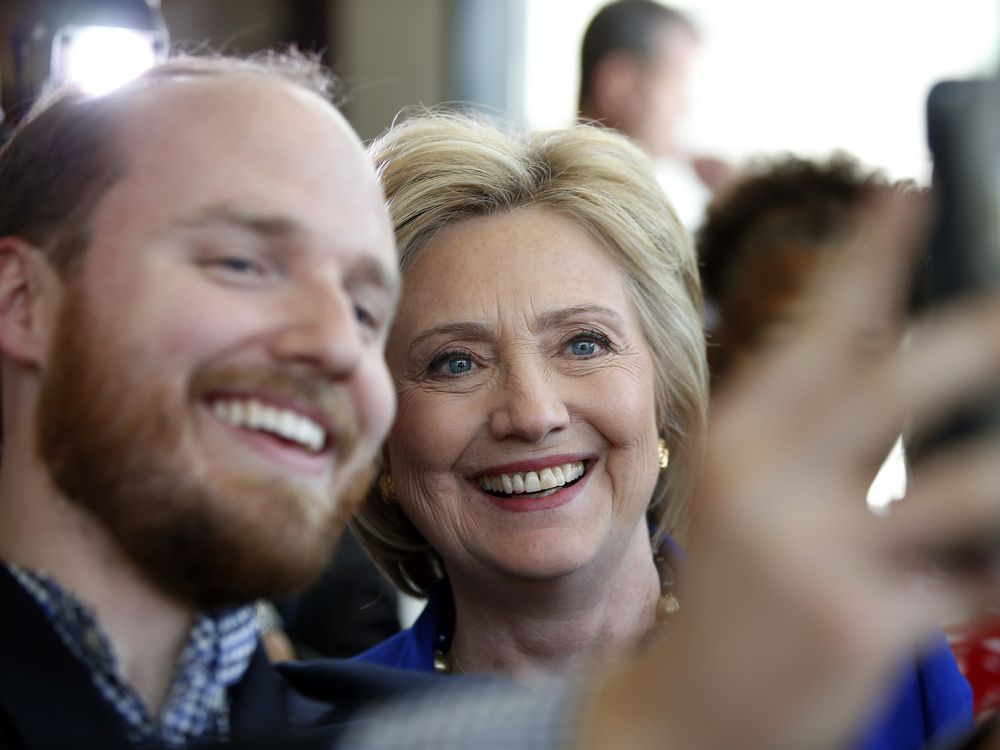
480, 534, 601, 582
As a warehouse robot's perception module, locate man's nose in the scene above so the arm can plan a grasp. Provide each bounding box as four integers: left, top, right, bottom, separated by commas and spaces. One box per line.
267, 281, 364, 379
488, 363, 570, 444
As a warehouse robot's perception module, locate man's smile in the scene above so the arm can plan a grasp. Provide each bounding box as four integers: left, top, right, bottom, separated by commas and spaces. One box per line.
200, 389, 346, 479
209, 396, 327, 453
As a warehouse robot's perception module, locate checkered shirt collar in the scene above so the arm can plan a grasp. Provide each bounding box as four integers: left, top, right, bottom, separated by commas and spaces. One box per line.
6, 562, 259, 748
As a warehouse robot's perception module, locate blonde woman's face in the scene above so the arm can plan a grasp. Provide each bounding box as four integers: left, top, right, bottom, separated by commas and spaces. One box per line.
385, 206, 660, 585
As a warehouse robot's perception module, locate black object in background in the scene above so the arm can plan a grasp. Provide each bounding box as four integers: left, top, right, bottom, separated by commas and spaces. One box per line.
910, 78, 1000, 577
919, 78, 1000, 306
942, 715, 1000, 750
277, 528, 401, 660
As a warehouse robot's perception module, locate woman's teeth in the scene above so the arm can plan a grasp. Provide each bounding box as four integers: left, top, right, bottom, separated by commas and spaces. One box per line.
477, 461, 585, 495
210, 398, 326, 452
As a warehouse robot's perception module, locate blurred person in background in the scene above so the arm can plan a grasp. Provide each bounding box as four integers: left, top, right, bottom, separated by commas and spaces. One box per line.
578, 0, 735, 229
350, 113, 974, 750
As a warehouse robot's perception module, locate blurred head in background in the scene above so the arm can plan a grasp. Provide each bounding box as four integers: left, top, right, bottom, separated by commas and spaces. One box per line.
579, 0, 700, 160
698, 154, 892, 382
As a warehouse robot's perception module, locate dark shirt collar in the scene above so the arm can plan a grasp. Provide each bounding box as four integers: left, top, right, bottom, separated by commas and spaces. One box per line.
5, 561, 259, 748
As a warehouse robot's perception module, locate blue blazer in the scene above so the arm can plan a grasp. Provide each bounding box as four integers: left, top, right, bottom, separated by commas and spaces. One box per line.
355, 585, 974, 750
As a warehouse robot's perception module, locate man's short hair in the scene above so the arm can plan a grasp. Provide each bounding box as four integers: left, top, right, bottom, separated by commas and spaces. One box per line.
0, 51, 339, 276
579, 0, 696, 109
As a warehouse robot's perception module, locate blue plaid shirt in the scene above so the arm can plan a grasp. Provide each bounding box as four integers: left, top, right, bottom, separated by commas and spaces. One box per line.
6, 562, 258, 748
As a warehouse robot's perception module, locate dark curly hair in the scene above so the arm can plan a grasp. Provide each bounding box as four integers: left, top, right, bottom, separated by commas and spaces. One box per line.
696, 154, 895, 379
698, 154, 889, 302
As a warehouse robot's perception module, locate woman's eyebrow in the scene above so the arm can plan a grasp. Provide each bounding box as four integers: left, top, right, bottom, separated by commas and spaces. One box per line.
407, 307, 626, 353
532, 305, 627, 331
408, 322, 494, 355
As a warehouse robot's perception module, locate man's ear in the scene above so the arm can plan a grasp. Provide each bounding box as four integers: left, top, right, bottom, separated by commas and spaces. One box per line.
0, 237, 59, 366
589, 51, 643, 128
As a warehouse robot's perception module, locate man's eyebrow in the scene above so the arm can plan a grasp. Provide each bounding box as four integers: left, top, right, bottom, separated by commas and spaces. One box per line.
532, 305, 627, 331
408, 322, 494, 354
172, 203, 399, 294
349, 255, 400, 298
173, 204, 305, 239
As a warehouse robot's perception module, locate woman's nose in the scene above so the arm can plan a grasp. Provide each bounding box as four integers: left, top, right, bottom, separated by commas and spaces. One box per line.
488, 365, 570, 443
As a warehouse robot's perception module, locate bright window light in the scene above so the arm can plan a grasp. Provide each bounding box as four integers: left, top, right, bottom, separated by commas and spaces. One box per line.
867, 436, 907, 513
53, 26, 163, 95
524, 1, 999, 182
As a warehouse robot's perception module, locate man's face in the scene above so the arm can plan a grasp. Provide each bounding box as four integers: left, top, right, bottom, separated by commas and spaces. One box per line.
633, 24, 699, 159
36, 77, 399, 606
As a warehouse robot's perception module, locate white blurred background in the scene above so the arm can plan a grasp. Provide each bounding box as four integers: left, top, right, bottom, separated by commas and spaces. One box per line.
525, 0, 999, 182
140, 1, 1000, 185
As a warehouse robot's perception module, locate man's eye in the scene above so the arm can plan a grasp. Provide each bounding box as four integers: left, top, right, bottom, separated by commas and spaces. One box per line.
354, 304, 377, 329
213, 257, 264, 274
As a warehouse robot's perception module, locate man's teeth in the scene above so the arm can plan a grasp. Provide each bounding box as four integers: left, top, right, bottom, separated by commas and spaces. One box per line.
477, 461, 585, 495
211, 398, 326, 452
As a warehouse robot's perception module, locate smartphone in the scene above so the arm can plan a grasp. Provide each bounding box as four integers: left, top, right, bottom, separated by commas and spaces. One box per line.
917, 79, 1000, 303
909, 78, 1000, 578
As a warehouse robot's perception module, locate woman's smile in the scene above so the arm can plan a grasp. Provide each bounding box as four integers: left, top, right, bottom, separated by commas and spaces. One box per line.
475, 459, 587, 497
472, 457, 593, 513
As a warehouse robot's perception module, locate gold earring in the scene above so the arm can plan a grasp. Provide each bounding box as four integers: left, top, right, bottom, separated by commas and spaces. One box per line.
378, 473, 396, 502
658, 438, 670, 470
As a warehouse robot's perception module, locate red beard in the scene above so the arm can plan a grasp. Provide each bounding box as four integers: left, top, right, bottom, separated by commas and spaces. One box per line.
36, 281, 375, 608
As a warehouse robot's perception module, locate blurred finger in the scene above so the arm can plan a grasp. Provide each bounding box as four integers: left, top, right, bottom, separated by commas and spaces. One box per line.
884, 437, 1000, 590
819, 295, 1000, 464
809, 191, 927, 353
717, 194, 927, 439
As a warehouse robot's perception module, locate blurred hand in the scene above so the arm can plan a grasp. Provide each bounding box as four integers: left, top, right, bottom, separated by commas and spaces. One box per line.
583, 195, 1000, 750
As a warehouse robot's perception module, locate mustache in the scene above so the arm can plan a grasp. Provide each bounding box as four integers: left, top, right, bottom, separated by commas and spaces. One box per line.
190, 366, 360, 455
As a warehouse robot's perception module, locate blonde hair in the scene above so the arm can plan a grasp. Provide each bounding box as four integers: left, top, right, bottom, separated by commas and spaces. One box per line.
352, 112, 707, 597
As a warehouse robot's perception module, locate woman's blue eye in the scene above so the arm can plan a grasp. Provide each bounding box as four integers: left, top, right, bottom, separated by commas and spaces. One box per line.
446, 357, 473, 375
565, 331, 612, 358
429, 350, 476, 378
